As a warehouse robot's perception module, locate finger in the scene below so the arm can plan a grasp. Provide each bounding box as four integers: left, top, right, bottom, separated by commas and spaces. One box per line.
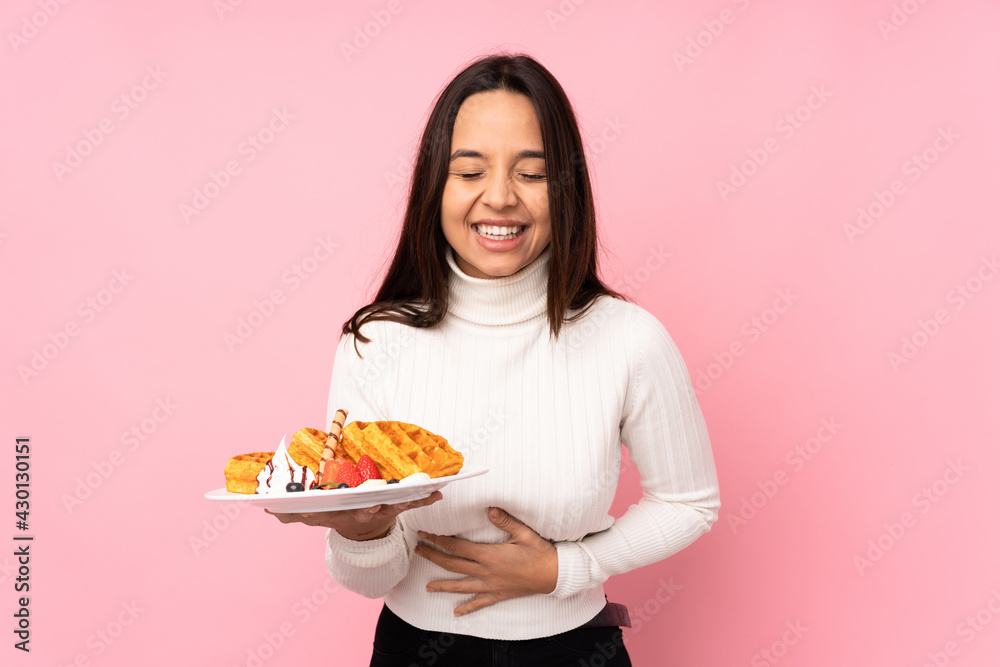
273, 513, 326, 527
424, 576, 482, 594
368, 490, 444, 518
403, 491, 444, 509
487, 507, 522, 536
454, 592, 505, 617
417, 531, 483, 560
349, 507, 381, 524
265, 509, 302, 524
286, 513, 329, 527
488, 507, 538, 543
390, 490, 443, 512
415, 543, 480, 575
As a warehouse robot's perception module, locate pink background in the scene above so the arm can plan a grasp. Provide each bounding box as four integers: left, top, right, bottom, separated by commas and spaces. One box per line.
4, 1, 999, 665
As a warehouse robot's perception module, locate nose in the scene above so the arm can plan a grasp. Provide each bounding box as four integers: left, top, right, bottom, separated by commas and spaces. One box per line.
480, 172, 518, 210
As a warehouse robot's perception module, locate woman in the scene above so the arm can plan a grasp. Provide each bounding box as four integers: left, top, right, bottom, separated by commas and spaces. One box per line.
271, 53, 720, 666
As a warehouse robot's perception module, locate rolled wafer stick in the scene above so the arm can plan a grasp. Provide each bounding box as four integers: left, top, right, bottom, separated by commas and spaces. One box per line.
317, 408, 348, 478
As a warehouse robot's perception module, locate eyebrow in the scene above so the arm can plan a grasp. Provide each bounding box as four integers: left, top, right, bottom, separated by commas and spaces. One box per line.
449, 149, 545, 161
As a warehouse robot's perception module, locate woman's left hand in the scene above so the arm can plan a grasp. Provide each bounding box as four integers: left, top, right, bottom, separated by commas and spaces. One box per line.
415, 507, 558, 616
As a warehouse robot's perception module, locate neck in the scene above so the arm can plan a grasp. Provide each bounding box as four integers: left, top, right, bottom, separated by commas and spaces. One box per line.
445, 247, 550, 326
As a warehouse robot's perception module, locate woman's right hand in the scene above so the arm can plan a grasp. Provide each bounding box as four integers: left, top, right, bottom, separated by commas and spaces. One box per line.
264, 490, 444, 541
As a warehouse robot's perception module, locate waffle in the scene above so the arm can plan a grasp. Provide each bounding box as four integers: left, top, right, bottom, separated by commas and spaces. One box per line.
289, 409, 349, 478
224, 452, 273, 494
340, 421, 463, 480
287, 428, 327, 473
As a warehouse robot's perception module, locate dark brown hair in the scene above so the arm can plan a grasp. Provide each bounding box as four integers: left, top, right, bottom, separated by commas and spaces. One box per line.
343, 52, 623, 346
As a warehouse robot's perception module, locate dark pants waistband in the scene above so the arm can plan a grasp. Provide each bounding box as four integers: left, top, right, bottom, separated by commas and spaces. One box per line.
370, 603, 633, 666
579, 600, 632, 629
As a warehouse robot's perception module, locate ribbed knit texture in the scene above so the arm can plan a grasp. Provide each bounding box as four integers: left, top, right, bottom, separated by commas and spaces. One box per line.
324, 246, 720, 640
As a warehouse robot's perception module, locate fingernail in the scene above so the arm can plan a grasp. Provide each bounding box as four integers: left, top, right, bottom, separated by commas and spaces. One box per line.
489, 507, 499, 519
425, 585, 435, 592
418, 530, 428, 538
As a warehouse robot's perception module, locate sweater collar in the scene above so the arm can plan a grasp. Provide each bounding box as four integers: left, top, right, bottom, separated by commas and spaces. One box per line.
445, 245, 550, 326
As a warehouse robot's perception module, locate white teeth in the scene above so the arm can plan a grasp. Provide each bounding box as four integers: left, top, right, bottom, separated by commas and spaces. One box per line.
475, 224, 525, 241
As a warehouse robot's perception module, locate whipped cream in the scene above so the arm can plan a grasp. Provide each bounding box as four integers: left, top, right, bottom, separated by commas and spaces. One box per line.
256, 435, 316, 494
398, 472, 431, 485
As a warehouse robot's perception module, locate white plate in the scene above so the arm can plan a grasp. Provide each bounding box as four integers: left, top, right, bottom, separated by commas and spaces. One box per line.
204, 467, 488, 513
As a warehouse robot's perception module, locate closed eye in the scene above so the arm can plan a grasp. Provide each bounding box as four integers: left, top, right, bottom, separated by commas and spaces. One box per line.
450, 172, 546, 181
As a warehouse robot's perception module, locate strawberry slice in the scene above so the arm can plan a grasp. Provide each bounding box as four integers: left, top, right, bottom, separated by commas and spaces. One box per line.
356, 455, 382, 482
334, 460, 363, 488
319, 457, 352, 488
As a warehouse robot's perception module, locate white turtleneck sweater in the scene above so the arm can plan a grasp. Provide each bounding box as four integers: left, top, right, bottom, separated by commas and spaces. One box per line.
324, 246, 720, 641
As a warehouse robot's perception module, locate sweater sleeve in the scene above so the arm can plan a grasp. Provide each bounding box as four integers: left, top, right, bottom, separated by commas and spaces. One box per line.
323, 328, 415, 598
549, 307, 720, 598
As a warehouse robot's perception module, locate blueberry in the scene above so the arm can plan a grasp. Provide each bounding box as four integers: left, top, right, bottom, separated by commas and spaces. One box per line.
387, 478, 399, 484
285, 482, 305, 492
336, 482, 349, 489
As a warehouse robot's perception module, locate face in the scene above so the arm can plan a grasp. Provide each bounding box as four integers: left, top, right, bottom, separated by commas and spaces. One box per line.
441, 90, 552, 279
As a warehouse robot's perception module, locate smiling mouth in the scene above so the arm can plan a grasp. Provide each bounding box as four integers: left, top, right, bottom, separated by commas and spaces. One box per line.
473, 224, 527, 241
